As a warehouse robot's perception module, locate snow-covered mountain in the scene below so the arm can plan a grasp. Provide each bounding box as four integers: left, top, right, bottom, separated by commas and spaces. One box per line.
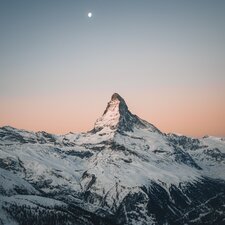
0, 93, 225, 225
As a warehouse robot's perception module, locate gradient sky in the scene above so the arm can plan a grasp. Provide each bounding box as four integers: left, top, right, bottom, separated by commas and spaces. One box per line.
0, 0, 225, 137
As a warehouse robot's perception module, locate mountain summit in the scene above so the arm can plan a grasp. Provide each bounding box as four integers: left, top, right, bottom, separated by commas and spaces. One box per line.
93, 93, 160, 133
103, 93, 128, 118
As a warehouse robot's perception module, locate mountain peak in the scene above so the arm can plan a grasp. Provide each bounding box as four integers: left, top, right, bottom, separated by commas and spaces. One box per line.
111, 93, 124, 101
93, 93, 161, 134
102, 93, 128, 116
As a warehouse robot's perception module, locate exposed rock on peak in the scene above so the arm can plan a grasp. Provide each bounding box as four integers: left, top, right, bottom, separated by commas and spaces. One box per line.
111, 93, 125, 102
102, 93, 128, 117
93, 93, 161, 134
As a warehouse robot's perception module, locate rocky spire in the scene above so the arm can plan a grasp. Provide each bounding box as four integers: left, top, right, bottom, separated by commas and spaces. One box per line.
93, 93, 161, 134
102, 93, 128, 116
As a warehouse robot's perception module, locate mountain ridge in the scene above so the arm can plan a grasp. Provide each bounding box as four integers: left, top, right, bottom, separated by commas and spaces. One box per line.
0, 93, 225, 225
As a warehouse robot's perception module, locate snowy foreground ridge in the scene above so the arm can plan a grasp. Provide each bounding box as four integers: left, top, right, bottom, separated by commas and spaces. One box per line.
0, 93, 225, 225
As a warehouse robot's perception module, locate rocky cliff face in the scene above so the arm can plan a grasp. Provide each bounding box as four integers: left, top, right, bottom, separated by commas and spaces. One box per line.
0, 93, 225, 225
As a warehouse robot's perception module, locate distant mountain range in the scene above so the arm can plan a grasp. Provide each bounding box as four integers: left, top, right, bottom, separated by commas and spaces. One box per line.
0, 93, 225, 225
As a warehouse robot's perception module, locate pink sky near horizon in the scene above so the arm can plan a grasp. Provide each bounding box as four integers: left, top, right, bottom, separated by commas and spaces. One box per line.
1, 85, 224, 138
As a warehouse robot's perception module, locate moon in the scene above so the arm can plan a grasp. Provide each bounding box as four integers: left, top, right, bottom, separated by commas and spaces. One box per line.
88, 12, 92, 18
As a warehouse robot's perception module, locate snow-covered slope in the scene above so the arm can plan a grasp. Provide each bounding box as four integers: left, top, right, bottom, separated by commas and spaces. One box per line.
0, 93, 225, 225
